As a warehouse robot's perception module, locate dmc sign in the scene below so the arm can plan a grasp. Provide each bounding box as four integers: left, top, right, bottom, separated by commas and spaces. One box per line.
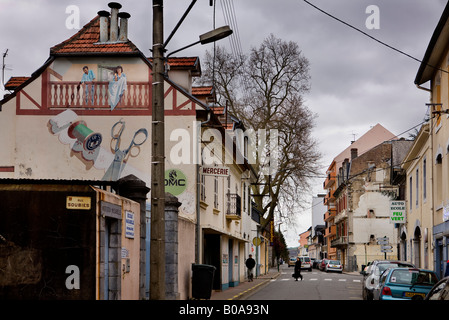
164, 169, 187, 196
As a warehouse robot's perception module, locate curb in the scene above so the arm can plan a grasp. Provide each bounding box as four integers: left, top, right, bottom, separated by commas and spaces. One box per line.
230, 272, 281, 300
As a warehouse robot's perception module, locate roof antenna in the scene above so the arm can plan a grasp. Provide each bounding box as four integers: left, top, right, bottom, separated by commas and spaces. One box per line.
2, 49, 11, 95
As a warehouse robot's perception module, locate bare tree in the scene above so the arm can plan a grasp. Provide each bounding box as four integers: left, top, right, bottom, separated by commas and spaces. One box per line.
196, 34, 321, 231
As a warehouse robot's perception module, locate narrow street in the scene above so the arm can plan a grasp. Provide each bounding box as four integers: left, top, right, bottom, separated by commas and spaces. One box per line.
245, 264, 363, 300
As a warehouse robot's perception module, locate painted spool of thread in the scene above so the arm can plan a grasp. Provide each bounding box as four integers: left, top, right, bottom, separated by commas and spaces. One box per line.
68, 120, 102, 151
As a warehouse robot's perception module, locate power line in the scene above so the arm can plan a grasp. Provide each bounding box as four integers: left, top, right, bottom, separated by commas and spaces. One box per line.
301, 0, 449, 75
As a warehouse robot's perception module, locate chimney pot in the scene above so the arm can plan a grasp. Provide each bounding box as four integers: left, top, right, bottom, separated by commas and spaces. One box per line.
118, 12, 131, 42
97, 10, 110, 43
108, 2, 122, 42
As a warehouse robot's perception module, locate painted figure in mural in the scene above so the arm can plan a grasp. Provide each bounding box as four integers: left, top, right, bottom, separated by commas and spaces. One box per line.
108, 66, 127, 110
80, 66, 96, 105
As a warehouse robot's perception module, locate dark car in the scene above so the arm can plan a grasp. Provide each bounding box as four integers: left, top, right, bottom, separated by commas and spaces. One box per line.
319, 259, 329, 271
313, 259, 322, 269
361, 260, 415, 300
425, 276, 449, 300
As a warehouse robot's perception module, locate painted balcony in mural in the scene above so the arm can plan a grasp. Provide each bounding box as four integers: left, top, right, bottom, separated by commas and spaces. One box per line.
49, 80, 150, 111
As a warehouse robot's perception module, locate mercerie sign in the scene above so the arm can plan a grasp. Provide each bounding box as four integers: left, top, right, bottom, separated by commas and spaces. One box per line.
200, 166, 230, 177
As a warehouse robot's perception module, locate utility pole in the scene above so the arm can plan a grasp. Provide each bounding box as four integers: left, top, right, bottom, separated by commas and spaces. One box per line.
150, 0, 166, 300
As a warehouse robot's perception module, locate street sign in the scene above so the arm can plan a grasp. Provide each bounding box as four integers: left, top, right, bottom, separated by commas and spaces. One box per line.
381, 245, 392, 250
377, 240, 389, 245
200, 165, 230, 177
390, 201, 406, 224
381, 249, 393, 253
252, 237, 261, 246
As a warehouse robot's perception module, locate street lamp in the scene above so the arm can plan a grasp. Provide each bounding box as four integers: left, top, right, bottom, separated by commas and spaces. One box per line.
151, 0, 232, 300
166, 26, 233, 58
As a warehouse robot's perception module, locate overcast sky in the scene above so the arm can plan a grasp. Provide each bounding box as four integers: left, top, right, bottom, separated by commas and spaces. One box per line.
1, 0, 447, 247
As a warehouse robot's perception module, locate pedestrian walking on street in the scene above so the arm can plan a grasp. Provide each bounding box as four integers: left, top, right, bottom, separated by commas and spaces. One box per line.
246, 254, 256, 282
293, 257, 303, 281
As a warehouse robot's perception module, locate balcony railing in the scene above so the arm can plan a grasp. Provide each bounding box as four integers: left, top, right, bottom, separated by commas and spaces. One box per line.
324, 209, 336, 222
324, 225, 336, 238
48, 81, 150, 110
323, 173, 336, 189
331, 236, 348, 248
226, 193, 241, 220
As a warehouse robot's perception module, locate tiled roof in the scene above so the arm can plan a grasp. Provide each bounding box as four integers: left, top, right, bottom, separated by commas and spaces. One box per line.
50, 15, 139, 55
4, 76, 30, 90
148, 57, 201, 76
192, 86, 213, 96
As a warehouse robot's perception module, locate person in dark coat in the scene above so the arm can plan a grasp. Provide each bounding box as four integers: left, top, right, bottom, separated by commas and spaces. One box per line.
245, 254, 256, 281
294, 257, 303, 281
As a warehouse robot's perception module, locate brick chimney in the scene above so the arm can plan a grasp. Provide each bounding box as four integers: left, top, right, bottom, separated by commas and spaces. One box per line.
351, 148, 358, 160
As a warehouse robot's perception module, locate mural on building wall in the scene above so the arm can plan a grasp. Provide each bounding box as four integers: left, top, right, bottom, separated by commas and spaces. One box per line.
107, 66, 127, 110
49, 110, 148, 181
76, 65, 128, 110
102, 118, 147, 181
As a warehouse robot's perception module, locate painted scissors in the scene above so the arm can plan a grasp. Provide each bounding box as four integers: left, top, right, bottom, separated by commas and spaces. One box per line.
102, 118, 148, 181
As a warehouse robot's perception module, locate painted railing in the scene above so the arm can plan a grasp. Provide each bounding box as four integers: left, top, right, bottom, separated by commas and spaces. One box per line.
48, 81, 150, 109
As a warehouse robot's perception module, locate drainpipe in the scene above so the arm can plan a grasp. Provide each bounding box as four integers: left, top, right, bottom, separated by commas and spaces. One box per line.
196, 110, 212, 263
416, 84, 432, 92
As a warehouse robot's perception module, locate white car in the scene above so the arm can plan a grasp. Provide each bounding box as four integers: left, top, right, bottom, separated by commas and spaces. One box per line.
324, 260, 343, 273
299, 256, 313, 272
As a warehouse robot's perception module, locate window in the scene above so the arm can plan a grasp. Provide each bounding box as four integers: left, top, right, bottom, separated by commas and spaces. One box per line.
214, 167, 219, 209
423, 158, 427, 202
243, 183, 246, 212
436, 154, 443, 205
200, 173, 206, 202
409, 176, 413, 211
416, 168, 419, 208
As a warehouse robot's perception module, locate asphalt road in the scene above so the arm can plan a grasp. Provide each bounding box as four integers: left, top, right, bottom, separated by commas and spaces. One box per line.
245, 264, 363, 300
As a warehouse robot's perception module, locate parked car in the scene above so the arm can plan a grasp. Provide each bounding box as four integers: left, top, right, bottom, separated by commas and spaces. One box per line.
319, 259, 329, 271
425, 276, 449, 300
361, 260, 415, 300
324, 260, 343, 273
299, 256, 313, 271
313, 259, 322, 269
373, 267, 439, 300
288, 257, 296, 267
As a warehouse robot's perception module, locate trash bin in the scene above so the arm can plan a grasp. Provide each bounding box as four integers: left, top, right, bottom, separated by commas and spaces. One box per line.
192, 264, 216, 299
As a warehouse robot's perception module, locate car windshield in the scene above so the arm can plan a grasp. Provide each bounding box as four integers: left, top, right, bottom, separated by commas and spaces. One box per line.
302, 258, 310, 262
329, 260, 340, 265
376, 262, 413, 275
390, 269, 438, 287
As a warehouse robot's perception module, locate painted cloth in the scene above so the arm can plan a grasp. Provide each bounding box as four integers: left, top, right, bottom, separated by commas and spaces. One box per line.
108, 73, 127, 110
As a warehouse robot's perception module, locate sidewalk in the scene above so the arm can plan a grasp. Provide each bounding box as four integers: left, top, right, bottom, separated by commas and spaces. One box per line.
210, 267, 281, 300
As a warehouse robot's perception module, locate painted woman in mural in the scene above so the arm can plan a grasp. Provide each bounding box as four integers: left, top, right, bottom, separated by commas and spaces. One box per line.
108, 66, 127, 110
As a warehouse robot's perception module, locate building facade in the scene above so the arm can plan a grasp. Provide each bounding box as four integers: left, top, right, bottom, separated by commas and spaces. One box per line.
414, 2, 449, 278
0, 3, 261, 299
